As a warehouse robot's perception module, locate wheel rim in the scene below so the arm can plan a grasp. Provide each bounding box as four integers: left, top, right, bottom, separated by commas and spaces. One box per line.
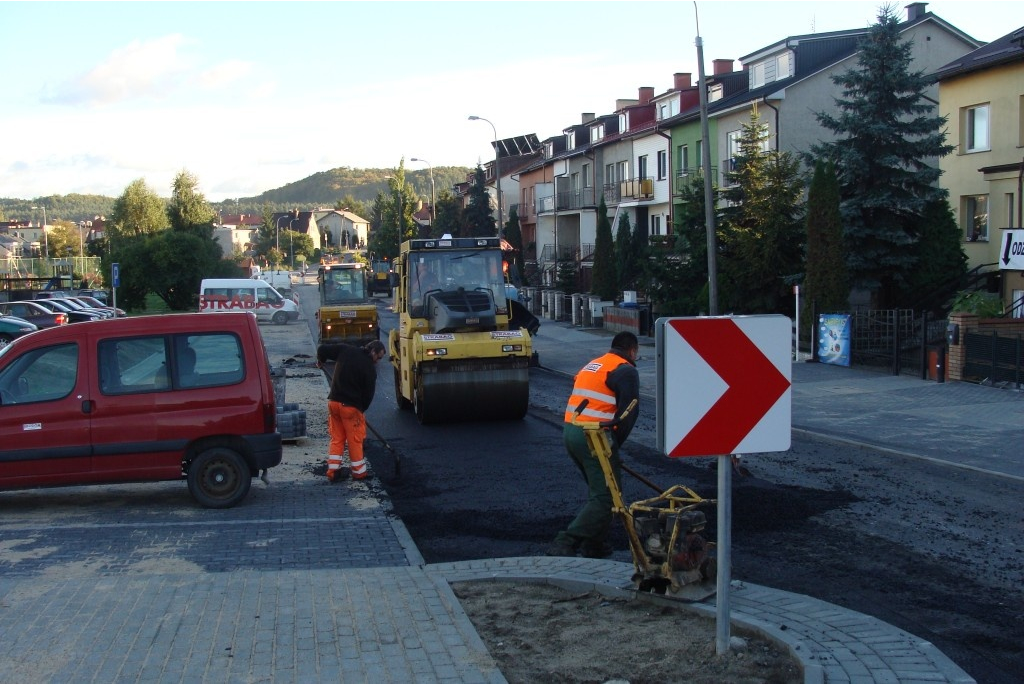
198, 458, 240, 500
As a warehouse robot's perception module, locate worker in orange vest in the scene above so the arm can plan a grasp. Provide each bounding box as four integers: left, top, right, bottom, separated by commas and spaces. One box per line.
547, 331, 640, 558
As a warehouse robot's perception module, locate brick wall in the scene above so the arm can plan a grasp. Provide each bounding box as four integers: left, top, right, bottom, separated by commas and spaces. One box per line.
946, 312, 1024, 380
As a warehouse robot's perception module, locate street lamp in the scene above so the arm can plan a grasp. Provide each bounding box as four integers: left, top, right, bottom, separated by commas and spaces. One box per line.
468, 115, 503, 236
288, 217, 295, 271
275, 215, 288, 256
410, 158, 435, 224
31, 205, 48, 259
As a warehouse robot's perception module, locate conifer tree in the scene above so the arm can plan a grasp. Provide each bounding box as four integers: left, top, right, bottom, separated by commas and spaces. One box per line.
504, 207, 525, 285
803, 160, 849, 330
614, 212, 633, 292
812, 5, 954, 308
907, 199, 967, 313
463, 166, 497, 237
591, 197, 617, 300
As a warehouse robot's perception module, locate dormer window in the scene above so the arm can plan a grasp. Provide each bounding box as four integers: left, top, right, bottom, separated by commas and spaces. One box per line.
591, 123, 605, 142
709, 84, 723, 102
568, 130, 576, 148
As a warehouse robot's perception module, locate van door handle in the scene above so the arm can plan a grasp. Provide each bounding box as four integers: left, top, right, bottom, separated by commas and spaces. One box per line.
81, 400, 95, 414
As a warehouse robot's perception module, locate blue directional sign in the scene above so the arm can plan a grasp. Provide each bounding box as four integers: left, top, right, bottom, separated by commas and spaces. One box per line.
112, 262, 120, 288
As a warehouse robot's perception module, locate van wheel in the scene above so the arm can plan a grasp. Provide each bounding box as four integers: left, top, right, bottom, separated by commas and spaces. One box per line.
273, 311, 288, 325
187, 448, 251, 508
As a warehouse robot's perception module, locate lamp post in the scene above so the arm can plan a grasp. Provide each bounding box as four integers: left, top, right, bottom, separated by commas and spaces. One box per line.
410, 157, 435, 224
275, 215, 288, 259
288, 217, 295, 271
31, 205, 48, 259
468, 115, 503, 236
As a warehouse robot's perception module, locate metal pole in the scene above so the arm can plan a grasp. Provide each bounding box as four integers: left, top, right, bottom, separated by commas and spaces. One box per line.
469, 116, 502, 236
695, 15, 718, 316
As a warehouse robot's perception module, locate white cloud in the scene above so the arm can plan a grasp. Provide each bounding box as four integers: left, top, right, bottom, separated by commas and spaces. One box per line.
44, 34, 195, 106
196, 60, 253, 91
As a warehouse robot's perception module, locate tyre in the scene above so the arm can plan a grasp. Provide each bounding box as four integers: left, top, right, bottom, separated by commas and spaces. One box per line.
187, 447, 251, 508
272, 311, 288, 325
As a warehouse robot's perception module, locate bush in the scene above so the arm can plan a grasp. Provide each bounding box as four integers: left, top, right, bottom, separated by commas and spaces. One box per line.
949, 291, 1002, 317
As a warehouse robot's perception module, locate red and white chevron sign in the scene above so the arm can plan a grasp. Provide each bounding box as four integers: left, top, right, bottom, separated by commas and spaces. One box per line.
657, 315, 791, 457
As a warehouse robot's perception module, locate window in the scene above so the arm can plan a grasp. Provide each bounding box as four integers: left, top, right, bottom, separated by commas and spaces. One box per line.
605, 163, 615, 184
776, 52, 791, 80
98, 333, 244, 394
678, 145, 689, 175
592, 123, 604, 142
0, 343, 78, 404
725, 130, 743, 184
1007, 193, 1016, 229
963, 195, 989, 242
657, 150, 667, 180
751, 63, 766, 89
696, 141, 703, 171
709, 84, 723, 102
963, 104, 990, 152
567, 130, 576, 149
582, 163, 591, 188
638, 155, 648, 180
617, 161, 628, 183
570, 172, 580, 192
651, 215, 663, 236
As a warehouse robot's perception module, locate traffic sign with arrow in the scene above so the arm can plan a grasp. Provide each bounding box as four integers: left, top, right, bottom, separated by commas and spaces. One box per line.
656, 315, 792, 457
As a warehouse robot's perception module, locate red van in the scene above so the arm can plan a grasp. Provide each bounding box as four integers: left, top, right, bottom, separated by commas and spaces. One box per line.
0, 312, 282, 508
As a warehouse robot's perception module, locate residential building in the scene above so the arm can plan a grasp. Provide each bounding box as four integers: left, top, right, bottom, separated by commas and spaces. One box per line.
934, 26, 1024, 311
314, 209, 368, 251
214, 213, 263, 256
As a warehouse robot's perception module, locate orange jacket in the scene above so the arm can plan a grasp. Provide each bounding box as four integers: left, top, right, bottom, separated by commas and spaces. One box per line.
563, 352, 631, 424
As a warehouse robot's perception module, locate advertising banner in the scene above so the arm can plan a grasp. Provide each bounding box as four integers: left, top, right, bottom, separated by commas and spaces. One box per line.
817, 313, 851, 367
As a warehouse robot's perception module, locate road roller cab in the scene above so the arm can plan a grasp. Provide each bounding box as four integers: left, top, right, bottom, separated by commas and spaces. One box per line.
389, 235, 535, 424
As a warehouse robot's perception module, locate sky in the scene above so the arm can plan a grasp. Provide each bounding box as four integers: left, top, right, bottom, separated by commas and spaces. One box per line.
1, 0, 1017, 204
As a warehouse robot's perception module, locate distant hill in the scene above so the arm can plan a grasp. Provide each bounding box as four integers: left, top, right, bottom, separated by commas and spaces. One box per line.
0, 165, 475, 222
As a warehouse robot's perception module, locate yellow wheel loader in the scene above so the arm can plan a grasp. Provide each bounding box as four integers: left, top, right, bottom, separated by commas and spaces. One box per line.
389, 235, 539, 424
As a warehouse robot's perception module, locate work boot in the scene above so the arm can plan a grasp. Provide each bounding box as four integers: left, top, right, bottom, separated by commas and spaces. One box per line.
327, 468, 350, 483
580, 541, 614, 559
545, 541, 577, 557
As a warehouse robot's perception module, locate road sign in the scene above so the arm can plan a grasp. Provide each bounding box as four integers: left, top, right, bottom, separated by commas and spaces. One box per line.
656, 315, 791, 457
999, 229, 1024, 270
112, 262, 120, 288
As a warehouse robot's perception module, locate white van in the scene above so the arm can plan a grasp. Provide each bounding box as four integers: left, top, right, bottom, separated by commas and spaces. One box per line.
199, 278, 299, 325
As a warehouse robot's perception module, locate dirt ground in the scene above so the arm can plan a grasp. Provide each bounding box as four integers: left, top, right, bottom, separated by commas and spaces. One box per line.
452, 580, 802, 684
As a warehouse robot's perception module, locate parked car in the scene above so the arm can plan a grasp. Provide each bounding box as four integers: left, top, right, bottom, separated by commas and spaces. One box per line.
0, 312, 283, 508
30, 298, 104, 323
0, 301, 69, 329
0, 315, 37, 349
33, 291, 71, 300
75, 295, 125, 317
50, 297, 115, 319
78, 289, 109, 304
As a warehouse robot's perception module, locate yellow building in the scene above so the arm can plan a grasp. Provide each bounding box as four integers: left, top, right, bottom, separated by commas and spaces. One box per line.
936, 28, 1024, 312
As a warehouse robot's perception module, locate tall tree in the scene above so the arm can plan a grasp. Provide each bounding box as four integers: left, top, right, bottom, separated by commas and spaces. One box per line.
614, 212, 634, 292
168, 170, 216, 239
811, 5, 955, 308
504, 207, 525, 286
463, 166, 496, 237
107, 178, 166, 245
719, 106, 805, 315
803, 160, 850, 328
432, 189, 463, 239
907, 198, 967, 313
591, 197, 617, 301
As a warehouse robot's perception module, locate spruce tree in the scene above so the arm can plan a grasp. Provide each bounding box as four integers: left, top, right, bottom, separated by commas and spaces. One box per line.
168, 170, 217, 240
591, 197, 617, 300
614, 212, 633, 293
464, 166, 497, 237
803, 160, 850, 330
504, 207, 525, 285
907, 199, 967, 313
719, 107, 805, 315
812, 5, 955, 308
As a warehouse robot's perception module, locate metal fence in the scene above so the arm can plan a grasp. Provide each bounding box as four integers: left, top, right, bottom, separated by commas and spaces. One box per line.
963, 331, 1024, 387
817, 309, 948, 377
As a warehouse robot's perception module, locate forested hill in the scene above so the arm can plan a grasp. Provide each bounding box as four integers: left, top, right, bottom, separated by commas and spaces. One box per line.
1, 165, 474, 222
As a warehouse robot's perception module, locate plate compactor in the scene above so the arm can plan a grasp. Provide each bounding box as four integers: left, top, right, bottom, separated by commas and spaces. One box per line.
571, 399, 717, 601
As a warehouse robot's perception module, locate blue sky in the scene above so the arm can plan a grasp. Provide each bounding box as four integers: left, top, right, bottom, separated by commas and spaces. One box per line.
1, 1, 1015, 203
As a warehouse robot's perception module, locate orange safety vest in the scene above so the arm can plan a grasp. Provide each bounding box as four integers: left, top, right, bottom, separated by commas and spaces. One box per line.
564, 352, 629, 424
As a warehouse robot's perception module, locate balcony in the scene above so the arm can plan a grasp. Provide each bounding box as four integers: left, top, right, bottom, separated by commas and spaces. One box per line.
535, 187, 597, 214
673, 167, 717, 193
540, 243, 595, 263
620, 178, 654, 200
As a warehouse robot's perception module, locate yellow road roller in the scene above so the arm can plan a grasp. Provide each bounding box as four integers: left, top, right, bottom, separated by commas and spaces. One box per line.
389, 235, 538, 424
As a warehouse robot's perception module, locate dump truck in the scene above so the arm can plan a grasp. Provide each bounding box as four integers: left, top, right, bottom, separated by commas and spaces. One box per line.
389, 234, 539, 424
315, 263, 379, 355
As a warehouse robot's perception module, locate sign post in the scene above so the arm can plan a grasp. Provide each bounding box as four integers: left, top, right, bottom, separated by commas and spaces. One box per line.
656, 315, 792, 653
111, 262, 120, 311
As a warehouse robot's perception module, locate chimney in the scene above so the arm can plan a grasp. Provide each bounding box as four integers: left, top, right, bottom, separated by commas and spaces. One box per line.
639, 86, 655, 104
713, 59, 734, 75
906, 2, 928, 20
582, 112, 595, 124
674, 72, 692, 89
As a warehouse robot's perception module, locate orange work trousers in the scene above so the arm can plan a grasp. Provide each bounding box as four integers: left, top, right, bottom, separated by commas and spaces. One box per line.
327, 401, 368, 478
